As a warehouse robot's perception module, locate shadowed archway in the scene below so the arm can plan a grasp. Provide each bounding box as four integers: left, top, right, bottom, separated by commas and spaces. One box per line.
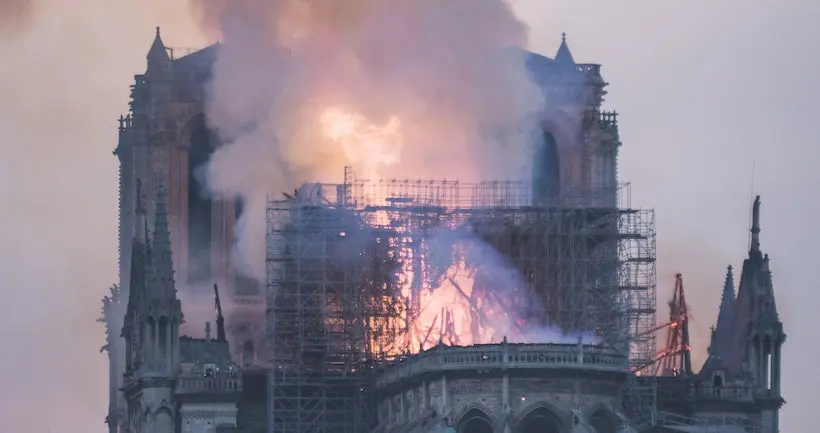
588, 409, 616, 433
186, 114, 216, 285
517, 406, 563, 433
532, 129, 561, 206
458, 408, 494, 433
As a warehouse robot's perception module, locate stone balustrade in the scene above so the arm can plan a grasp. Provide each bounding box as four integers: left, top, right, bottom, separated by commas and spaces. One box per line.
694, 384, 754, 401
376, 343, 627, 388
177, 375, 243, 394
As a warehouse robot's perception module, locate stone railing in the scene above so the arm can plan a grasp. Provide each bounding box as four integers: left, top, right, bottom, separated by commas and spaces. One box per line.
693, 384, 754, 401
656, 411, 758, 433
177, 375, 243, 394
376, 343, 627, 388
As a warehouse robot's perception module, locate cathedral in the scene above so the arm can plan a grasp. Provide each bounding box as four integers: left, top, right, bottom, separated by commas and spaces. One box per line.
99, 28, 786, 433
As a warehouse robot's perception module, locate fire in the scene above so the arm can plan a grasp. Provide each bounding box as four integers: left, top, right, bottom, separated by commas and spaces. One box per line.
402, 259, 521, 353
318, 107, 403, 180
368, 233, 538, 357
315, 108, 579, 357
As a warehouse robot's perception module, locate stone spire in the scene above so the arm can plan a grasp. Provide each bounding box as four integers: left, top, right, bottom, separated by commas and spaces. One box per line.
710, 265, 735, 356
146, 26, 171, 76
148, 26, 169, 62
731, 195, 785, 429
214, 283, 227, 342
148, 181, 179, 304
122, 179, 149, 368
555, 32, 576, 64
716, 266, 735, 331
750, 195, 762, 258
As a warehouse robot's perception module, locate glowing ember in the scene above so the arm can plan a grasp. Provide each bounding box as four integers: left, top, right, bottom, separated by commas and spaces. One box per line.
315, 109, 595, 357
363, 230, 594, 357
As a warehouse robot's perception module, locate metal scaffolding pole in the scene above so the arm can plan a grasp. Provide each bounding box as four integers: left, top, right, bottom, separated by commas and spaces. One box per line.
266, 173, 657, 433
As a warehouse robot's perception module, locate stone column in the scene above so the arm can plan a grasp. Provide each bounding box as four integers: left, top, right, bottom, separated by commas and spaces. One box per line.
502, 374, 511, 433
758, 339, 765, 388
441, 376, 448, 415
773, 342, 782, 395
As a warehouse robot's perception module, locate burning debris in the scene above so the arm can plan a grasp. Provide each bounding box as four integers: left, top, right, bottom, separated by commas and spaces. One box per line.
266, 173, 650, 367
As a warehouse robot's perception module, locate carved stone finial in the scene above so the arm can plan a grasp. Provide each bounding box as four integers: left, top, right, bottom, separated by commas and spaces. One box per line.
561, 32, 566, 42
156, 26, 161, 37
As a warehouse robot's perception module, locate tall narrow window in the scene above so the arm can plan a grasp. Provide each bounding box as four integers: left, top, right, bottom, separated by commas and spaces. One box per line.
532, 130, 561, 206
187, 115, 215, 285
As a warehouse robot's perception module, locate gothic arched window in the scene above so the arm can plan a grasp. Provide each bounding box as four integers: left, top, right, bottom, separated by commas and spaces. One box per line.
517, 406, 563, 433
532, 130, 561, 206
458, 409, 493, 433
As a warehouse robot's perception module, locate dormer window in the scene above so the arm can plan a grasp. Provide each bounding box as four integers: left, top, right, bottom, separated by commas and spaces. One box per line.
713, 372, 724, 387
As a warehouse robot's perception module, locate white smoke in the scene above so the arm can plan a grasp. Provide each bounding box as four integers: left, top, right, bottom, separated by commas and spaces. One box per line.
190, 0, 546, 280
417, 224, 600, 348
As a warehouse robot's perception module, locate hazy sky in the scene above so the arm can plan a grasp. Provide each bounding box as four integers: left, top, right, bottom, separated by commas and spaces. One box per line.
0, 1, 816, 432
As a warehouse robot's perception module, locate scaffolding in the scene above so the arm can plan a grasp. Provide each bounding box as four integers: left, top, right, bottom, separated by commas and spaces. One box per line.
266, 169, 656, 433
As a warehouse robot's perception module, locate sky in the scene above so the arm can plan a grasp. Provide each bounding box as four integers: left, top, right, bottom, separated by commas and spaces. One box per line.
0, 0, 817, 432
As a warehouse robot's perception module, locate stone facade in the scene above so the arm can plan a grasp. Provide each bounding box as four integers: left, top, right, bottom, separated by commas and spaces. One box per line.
375, 342, 626, 433
115, 180, 243, 433
113, 27, 266, 367
100, 28, 786, 433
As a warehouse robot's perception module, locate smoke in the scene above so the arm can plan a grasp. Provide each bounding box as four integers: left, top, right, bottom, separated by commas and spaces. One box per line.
191, 0, 545, 280
382, 221, 600, 352
0, 2, 208, 431
0, 0, 35, 34
436, 224, 600, 345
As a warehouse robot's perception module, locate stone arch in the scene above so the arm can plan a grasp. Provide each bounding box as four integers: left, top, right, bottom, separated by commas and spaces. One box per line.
532, 129, 561, 205
539, 108, 580, 153
154, 406, 175, 432
142, 406, 153, 432
515, 403, 565, 433
539, 109, 584, 189
531, 109, 581, 205
457, 407, 494, 433
584, 404, 617, 433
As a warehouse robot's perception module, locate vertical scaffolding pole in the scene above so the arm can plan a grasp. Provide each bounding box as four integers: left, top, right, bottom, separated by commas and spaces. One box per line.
267, 199, 374, 433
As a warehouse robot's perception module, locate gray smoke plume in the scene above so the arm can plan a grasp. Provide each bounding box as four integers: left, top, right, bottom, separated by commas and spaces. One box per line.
190, 0, 546, 280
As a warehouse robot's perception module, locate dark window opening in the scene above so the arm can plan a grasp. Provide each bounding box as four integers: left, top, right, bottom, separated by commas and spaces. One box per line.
458, 409, 493, 433
518, 407, 562, 433
187, 116, 215, 285
589, 410, 615, 433
532, 130, 561, 207
242, 340, 255, 367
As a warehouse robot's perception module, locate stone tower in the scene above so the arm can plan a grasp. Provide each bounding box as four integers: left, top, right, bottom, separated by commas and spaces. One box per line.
121, 182, 184, 433
115, 28, 265, 366
527, 34, 620, 208
732, 196, 786, 431
682, 196, 786, 433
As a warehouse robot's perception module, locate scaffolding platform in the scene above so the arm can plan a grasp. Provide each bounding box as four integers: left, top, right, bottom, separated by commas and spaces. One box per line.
265, 170, 656, 433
